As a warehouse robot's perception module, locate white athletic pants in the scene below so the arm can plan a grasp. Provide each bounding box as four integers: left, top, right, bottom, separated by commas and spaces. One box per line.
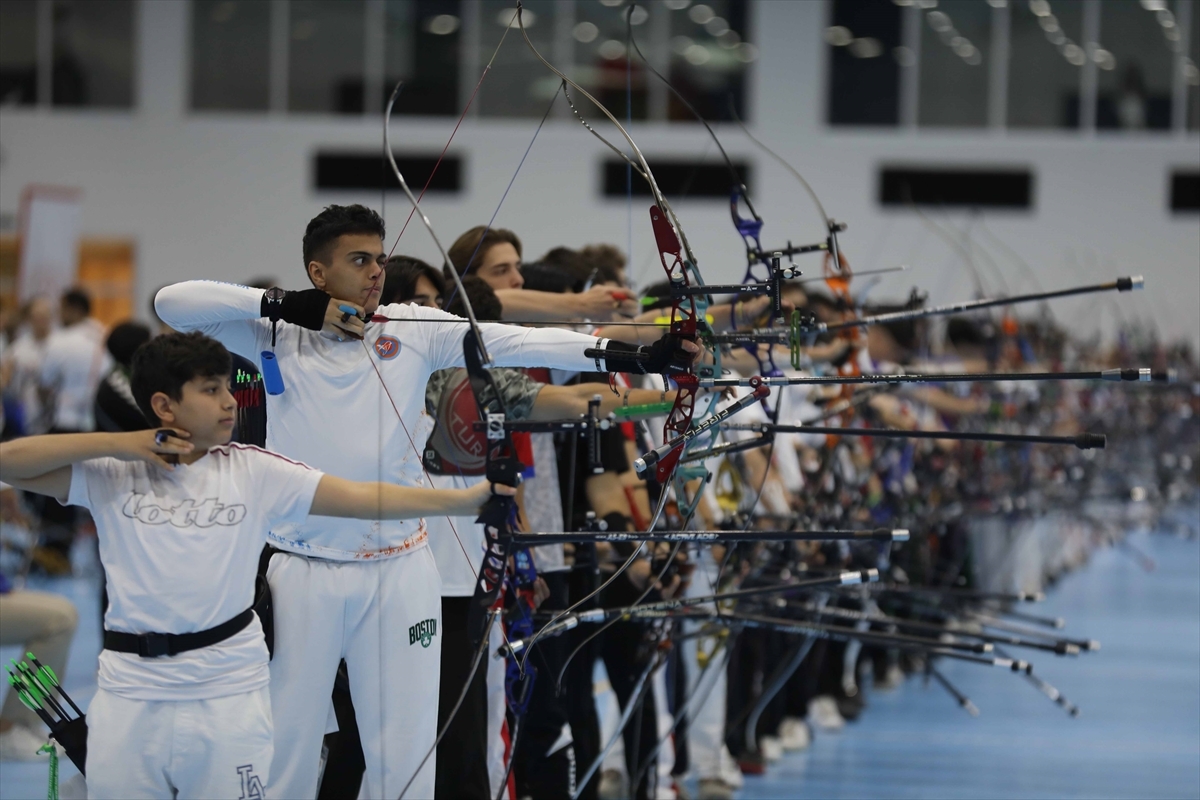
86, 686, 272, 800
266, 547, 442, 800
486, 621, 510, 799
681, 553, 742, 788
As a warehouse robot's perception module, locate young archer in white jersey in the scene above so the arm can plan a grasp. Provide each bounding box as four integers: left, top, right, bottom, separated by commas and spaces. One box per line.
152, 205, 698, 799
0, 331, 511, 799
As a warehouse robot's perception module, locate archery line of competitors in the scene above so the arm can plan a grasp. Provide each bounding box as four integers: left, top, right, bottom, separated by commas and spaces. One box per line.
2, 201, 1191, 800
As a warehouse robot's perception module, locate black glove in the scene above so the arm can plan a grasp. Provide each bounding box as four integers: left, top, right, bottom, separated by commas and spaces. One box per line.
603, 332, 693, 375
260, 288, 331, 331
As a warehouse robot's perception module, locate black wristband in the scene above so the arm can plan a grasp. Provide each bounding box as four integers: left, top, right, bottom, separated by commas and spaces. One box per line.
599, 339, 652, 374
261, 288, 330, 331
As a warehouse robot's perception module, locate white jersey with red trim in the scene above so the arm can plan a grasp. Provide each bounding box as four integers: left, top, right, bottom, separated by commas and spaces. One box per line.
67, 443, 323, 700
156, 281, 610, 562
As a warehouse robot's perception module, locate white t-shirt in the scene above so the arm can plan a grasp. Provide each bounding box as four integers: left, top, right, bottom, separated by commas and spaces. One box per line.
41, 323, 110, 431
7, 332, 52, 434
67, 443, 324, 701
156, 281, 607, 561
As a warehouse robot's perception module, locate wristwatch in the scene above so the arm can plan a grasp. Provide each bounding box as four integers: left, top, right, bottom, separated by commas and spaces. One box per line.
262, 287, 286, 322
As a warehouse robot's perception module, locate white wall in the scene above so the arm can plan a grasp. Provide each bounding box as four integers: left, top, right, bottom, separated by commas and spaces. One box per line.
1, 0, 1197, 348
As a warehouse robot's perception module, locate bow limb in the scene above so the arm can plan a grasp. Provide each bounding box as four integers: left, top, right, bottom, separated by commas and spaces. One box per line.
514, 4, 696, 266
384, 82, 492, 365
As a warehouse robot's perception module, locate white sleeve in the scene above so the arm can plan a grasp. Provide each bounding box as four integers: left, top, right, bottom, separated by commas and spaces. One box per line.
246, 450, 325, 529
39, 339, 63, 389
154, 281, 269, 361
417, 305, 606, 373
66, 457, 122, 511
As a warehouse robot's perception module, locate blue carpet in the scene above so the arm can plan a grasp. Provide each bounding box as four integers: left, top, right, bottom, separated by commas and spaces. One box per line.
739, 527, 1200, 800
1, 527, 1196, 799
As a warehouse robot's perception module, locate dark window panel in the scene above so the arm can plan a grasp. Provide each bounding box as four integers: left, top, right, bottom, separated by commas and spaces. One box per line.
51, 0, 135, 108
0, 0, 38, 106
879, 167, 1033, 209
191, 0, 271, 111
314, 152, 463, 193
289, 0, 366, 114
666, 0, 752, 122
1170, 171, 1199, 212
382, 0, 460, 116
602, 159, 751, 199
827, 0, 901, 126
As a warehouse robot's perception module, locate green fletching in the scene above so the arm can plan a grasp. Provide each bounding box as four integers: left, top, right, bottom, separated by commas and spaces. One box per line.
613, 402, 674, 419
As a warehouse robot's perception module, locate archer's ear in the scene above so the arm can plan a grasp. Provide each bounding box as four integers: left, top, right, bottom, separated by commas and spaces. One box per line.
150, 392, 175, 425
307, 261, 326, 290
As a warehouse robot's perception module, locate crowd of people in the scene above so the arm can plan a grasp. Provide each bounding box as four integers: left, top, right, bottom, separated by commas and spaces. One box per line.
0, 203, 1195, 800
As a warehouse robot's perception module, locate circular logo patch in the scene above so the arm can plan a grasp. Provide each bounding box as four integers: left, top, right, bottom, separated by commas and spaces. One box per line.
373, 335, 401, 360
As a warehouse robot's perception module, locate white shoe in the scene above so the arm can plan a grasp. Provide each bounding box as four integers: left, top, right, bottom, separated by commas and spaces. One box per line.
696, 778, 735, 800
875, 665, 906, 692
759, 734, 784, 762
808, 695, 846, 732
0, 725, 49, 761
598, 768, 627, 800
717, 747, 745, 789
779, 717, 811, 751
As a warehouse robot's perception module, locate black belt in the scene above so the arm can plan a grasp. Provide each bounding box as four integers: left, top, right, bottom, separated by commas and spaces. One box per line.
103, 608, 255, 658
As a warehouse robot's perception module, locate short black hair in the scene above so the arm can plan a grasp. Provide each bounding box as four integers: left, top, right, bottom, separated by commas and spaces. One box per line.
520, 262, 577, 295
61, 288, 91, 316
302, 204, 386, 273
445, 276, 502, 322
381, 256, 446, 306
106, 321, 152, 367
130, 332, 232, 425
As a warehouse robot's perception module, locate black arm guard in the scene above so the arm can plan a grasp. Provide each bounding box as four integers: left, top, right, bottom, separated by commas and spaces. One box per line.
601, 333, 690, 375
260, 288, 330, 331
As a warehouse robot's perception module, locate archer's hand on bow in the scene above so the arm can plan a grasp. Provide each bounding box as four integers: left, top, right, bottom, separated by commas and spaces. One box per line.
644, 332, 703, 374
600, 332, 702, 376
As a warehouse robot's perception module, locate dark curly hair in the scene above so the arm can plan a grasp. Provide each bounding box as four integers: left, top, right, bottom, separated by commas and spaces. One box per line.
130, 332, 232, 425
302, 204, 386, 278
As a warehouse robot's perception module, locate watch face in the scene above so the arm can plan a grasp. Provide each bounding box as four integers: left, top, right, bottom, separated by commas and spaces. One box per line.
266, 287, 285, 301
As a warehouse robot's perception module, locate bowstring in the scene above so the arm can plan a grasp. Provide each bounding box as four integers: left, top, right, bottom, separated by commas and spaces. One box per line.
385, 8, 520, 261
443, 82, 563, 311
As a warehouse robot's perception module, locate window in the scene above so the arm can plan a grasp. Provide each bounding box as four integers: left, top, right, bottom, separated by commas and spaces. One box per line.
827, 0, 903, 126
918, 0, 990, 127
879, 166, 1033, 209
1096, 0, 1176, 130
602, 158, 751, 198
478, 0, 560, 118
0, 0, 37, 106
574, 0, 652, 121
383, 0, 461, 116
665, 0, 754, 121
191, 0, 271, 111
50, 0, 135, 108
314, 152, 463, 193
1007, 0, 1084, 128
1188, 0, 1199, 131
475, 0, 754, 122
288, 0, 367, 114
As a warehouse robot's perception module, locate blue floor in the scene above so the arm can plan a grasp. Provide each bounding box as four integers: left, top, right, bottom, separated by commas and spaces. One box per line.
739, 528, 1200, 800
1, 528, 1197, 799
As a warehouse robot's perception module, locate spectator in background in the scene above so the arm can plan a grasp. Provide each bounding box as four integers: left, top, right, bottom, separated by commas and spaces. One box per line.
94, 322, 152, 433
35, 288, 109, 572
4, 298, 55, 438
381, 256, 445, 308
446, 227, 637, 322
0, 584, 79, 760
41, 288, 109, 434
579, 243, 629, 288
